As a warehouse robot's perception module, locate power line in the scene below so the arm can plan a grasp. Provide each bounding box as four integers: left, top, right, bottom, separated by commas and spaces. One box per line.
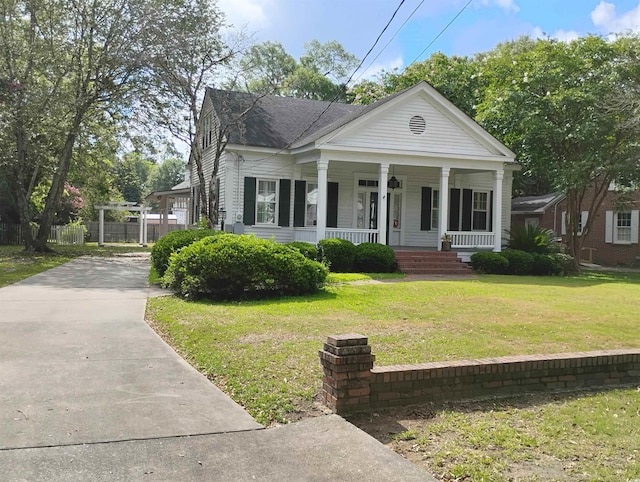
408, 0, 474, 66
246, 0, 408, 163
353, 0, 426, 83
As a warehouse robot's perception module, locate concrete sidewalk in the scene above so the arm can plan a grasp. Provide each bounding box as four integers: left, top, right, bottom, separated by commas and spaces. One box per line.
0, 256, 434, 481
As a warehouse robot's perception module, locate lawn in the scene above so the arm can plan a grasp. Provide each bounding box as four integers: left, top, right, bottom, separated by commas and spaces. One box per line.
146, 271, 640, 479
0, 243, 152, 288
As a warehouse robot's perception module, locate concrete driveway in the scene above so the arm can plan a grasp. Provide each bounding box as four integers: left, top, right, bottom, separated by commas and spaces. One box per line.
0, 255, 433, 481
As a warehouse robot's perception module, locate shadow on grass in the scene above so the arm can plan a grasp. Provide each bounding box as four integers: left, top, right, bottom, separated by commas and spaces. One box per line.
188, 287, 339, 308
474, 271, 640, 287
347, 386, 636, 444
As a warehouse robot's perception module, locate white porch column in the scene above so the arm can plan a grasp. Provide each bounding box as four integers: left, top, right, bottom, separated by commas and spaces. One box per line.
316, 159, 329, 243
138, 208, 144, 246
378, 162, 389, 245
98, 208, 104, 246
143, 208, 149, 246
161, 196, 169, 236
438, 167, 450, 251
493, 169, 504, 252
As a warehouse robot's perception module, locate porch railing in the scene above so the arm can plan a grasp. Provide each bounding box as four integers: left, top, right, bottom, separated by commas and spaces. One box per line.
450, 231, 494, 249
294, 227, 378, 245
327, 228, 378, 245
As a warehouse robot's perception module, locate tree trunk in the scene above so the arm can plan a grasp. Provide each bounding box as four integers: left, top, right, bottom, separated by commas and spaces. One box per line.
13, 114, 35, 251
207, 172, 218, 228
33, 111, 84, 251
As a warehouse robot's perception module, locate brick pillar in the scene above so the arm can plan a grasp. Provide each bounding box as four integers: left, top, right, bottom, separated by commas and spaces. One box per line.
318, 334, 375, 415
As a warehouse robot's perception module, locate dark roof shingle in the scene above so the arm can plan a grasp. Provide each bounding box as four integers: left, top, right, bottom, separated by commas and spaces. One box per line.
207, 88, 363, 149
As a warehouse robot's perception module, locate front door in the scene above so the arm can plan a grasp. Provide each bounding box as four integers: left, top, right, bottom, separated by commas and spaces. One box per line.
357, 188, 403, 246
357, 190, 378, 230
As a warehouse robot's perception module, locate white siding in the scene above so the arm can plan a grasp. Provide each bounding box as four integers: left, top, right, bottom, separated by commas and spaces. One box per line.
328, 96, 495, 157
233, 153, 296, 243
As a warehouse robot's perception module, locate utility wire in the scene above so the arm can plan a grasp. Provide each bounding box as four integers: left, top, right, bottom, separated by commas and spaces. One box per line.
408, 0, 474, 66
353, 0, 426, 83
246, 0, 408, 163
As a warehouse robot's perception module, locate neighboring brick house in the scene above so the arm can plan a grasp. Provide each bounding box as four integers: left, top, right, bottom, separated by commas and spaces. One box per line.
512, 186, 640, 267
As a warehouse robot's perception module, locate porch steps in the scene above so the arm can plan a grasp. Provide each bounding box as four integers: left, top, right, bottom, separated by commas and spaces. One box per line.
394, 251, 473, 275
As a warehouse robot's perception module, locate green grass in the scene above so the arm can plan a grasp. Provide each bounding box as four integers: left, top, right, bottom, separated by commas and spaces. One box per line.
0, 243, 152, 288
146, 271, 640, 478
364, 388, 640, 481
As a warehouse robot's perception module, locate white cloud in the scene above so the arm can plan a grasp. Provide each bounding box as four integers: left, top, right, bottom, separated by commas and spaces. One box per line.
531, 26, 580, 43
218, 0, 275, 29
477, 0, 520, 14
591, 1, 640, 33
553, 29, 581, 42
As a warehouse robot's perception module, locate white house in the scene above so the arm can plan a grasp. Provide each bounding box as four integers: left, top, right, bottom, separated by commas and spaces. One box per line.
189, 81, 518, 252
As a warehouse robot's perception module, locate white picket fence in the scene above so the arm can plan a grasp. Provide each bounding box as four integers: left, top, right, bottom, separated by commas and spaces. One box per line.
0, 224, 85, 245
47, 225, 85, 245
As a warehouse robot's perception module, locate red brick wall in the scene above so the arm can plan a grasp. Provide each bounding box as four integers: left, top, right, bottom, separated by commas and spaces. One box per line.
512, 186, 640, 266
369, 350, 640, 408
319, 336, 640, 414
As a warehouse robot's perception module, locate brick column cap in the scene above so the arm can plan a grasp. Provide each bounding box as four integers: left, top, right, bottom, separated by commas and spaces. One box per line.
326, 334, 368, 347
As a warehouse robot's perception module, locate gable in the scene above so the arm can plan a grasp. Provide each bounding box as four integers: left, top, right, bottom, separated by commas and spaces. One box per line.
324, 93, 499, 158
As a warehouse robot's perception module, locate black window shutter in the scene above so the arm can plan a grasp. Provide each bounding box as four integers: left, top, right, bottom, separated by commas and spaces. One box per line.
327, 182, 338, 228
489, 191, 494, 231
462, 188, 473, 231
449, 188, 461, 231
294, 181, 306, 227
420, 187, 432, 231
278, 179, 291, 227
243, 177, 256, 225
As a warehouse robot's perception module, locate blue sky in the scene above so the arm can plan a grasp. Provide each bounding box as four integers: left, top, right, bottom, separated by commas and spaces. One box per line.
218, 0, 640, 79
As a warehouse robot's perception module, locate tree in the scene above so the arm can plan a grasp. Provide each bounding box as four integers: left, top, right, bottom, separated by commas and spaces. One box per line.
476, 35, 640, 267
147, 157, 185, 193
237, 40, 359, 101
112, 152, 154, 203
349, 52, 485, 117
140, 0, 242, 228
0, 0, 150, 251
238, 41, 296, 95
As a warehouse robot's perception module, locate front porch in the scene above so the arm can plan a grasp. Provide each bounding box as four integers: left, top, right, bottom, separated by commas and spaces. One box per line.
294, 226, 497, 251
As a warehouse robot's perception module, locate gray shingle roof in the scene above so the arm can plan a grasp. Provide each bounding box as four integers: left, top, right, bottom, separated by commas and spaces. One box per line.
511, 193, 565, 214
206, 88, 364, 150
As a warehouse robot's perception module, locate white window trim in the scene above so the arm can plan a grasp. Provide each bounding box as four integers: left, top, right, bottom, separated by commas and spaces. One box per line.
305, 180, 318, 227
431, 188, 439, 230
561, 210, 588, 236
472, 190, 490, 231
606, 210, 639, 244
256, 178, 279, 225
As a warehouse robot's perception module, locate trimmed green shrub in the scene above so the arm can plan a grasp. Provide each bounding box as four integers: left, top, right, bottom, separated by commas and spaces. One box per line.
163, 235, 328, 300
501, 249, 534, 275
507, 224, 558, 254
552, 253, 576, 276
354, 243, 396, 273
531, 253, 563, 276
318, 238, 356, 272
470, 251, 509, 274
285, 241, 318, 261
151, 228, 219, 276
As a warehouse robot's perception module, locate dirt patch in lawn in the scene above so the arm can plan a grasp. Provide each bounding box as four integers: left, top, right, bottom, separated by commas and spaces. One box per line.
347, 391, 639, 481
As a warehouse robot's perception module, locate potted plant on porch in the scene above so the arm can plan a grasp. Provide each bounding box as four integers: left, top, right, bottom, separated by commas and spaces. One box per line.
441, 233, 452, 251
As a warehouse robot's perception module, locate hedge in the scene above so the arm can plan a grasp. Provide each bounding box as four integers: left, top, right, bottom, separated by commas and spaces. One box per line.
163, 235, 328, 300
151, 228, 220, 276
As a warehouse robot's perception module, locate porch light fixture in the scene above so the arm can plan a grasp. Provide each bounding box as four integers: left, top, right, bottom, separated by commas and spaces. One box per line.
218, 208, 227, 231
388, 165, 400, 190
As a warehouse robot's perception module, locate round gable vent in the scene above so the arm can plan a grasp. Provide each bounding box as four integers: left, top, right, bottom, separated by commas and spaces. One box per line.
409, 115, 426, 135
